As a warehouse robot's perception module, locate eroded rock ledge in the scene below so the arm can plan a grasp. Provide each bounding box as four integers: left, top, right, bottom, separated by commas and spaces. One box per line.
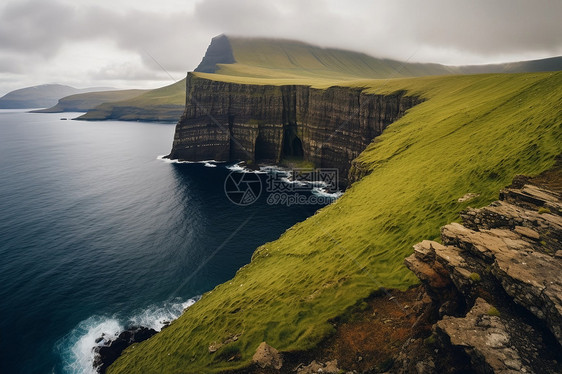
401, 176, 562, 373
167, 74, 421, 185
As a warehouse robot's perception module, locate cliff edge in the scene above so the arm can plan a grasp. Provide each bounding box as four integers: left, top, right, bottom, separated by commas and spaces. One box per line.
167, 73, 421, 185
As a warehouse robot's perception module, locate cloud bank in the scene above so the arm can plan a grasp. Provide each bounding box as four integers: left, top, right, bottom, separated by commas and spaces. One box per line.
0, 0, 560, 95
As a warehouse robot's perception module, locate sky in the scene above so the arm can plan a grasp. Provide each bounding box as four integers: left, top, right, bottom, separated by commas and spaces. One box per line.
0, 0, 561, 96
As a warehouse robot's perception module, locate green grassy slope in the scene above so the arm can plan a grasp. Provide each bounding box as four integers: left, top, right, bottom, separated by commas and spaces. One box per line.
217, 37, 455, 80
108, 71, 562, 373
77, 79, 186, 122
202, 36, 561, 81
32, 89, 147, 113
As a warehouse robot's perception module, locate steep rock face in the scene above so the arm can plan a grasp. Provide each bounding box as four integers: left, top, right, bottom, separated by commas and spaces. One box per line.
167, 73, 420, 185
400, 177, 562, 373
194, 34, 235, 73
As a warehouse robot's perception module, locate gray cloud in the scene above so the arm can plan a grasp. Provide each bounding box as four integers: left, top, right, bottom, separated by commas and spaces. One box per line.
191, 0, 562, 63
0, 0, 203, 70
387, 0, 562, 55
0, 0, 561, 95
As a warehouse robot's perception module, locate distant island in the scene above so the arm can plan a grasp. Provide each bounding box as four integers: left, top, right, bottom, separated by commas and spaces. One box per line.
0, 84, 113, 109
31, 89, 147, 114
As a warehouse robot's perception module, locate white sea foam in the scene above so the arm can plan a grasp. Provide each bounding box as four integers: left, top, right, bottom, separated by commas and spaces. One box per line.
127, 297, 198, 331
57, 297, 199, 374
58, 316, 122, 374
156, 155, 194, 164
259, 165, 287, 174
224, 162, 275, 174
225, 162, 249, 172
312, 187, 343, 199
156, 155, 223, 167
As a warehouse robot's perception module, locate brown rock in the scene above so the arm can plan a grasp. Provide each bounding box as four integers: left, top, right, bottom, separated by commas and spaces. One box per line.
514, 225, 540, 240
399, 178, 562, 373
297, 359, 340, 374
252, 342, 283, 370
436, 298, 530, 374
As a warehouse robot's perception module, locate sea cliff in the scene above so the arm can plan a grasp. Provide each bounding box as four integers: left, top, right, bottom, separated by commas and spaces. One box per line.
168, 73, 421, 185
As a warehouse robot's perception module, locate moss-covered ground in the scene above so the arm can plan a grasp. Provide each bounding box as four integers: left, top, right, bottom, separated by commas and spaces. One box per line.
108, 71, 562, 373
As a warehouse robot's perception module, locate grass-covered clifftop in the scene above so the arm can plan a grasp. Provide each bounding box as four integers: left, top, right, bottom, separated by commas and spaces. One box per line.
108, 71, 562, 373
198, 35, 562, 81
214, 36, 455, 80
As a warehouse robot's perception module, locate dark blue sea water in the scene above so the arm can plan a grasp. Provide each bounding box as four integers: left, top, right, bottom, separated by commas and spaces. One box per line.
0, 110, 325, 373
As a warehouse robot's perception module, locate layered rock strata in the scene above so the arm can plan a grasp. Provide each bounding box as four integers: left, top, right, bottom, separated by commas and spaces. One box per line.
402, 177, 562, 373
167, 73, 421, 185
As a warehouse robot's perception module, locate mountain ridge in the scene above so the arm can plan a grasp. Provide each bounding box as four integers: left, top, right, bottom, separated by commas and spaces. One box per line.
195, 34, 562, 80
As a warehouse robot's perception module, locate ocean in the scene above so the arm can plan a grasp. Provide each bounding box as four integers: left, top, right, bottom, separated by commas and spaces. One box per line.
0, 110, 328, 373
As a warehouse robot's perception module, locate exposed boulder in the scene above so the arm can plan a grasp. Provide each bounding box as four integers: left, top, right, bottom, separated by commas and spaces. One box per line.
252, 342, 283, 370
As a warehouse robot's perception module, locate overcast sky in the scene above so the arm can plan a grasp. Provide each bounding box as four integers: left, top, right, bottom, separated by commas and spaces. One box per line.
1, 0, 561, 96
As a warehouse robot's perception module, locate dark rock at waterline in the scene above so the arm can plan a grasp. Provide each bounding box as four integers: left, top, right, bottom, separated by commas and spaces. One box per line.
93, 326, 157, 373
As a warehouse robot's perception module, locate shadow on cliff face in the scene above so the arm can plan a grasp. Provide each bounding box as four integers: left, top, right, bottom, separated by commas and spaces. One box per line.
282, 125, 304, 159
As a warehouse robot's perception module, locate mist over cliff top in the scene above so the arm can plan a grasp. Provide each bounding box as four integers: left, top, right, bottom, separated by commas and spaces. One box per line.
194, 35, 562, 80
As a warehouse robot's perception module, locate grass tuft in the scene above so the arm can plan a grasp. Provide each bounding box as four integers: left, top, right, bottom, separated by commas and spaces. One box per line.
538, 207, 551, 214
469, 273, 481, 282
487, 306, 501, 317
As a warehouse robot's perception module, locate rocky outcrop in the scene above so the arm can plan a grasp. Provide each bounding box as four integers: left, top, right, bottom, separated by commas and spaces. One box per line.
93, 326, 157, 373
167, 73, 421, 186
402, 177, 562, 373
194, 34, 235, 73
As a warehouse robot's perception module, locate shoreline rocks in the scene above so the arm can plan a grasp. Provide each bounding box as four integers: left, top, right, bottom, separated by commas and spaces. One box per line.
93, 326, 157, 373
